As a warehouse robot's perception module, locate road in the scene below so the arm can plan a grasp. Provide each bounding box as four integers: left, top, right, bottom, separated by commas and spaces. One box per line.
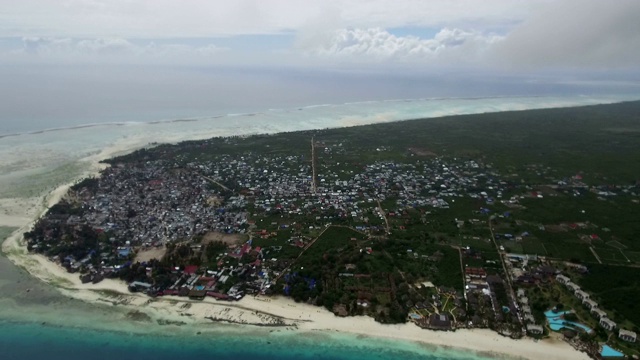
377, 199, 390, 234
272, 225, 331, 283
201, 174, 231, 192
310, 137, 317, 194
488, 216, 522, 326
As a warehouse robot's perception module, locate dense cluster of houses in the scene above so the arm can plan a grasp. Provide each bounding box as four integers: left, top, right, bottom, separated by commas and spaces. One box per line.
192, 153, 510, 226
556, 274, 636, 343
128, 264, 254, 301
23, 136, 640, 358
77, 161, 248, 247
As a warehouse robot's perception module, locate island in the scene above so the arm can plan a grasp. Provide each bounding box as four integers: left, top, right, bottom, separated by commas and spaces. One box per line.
22, 101, 640, 359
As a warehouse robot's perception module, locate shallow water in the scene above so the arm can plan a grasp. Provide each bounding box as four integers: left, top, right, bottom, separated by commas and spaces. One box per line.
0, 245, 497, 360
2, 94, 638, 359
0, 319, 501, 360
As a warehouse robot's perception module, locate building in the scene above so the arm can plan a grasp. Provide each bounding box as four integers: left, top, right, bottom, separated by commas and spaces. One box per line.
619, 329, 637, 343
591, 308, 607, 319
527, 324, 544, 335
566, 281, 580, 292
428, 313, 452, 330
600, 318, 617, 331
583, 298, 598, 310
575, 289, 589, 301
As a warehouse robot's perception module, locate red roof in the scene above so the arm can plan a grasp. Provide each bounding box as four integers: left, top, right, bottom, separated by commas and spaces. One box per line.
184, 265, 198, 275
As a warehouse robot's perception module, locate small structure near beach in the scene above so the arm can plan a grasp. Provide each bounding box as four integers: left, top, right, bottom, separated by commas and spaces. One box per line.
618, 329, 637, 343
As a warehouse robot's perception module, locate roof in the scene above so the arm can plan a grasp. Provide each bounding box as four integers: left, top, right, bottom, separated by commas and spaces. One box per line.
601, 318, 616, 326
527, 324, 543, 332
619, 329, 637, 338
184, 265, 199, 274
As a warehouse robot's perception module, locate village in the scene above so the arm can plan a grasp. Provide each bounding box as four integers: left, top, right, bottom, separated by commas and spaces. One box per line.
23, 134, 640, 359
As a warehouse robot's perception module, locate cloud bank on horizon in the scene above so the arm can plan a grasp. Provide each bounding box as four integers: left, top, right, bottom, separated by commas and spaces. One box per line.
1, 0, 639, 71
1, 0, 640, 130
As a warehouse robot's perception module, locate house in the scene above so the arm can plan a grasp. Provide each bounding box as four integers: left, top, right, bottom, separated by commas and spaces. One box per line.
427, 313, 452, 330
566, 281, 580, 292
537, 265, 556, 276
619, 329, 637, 343
183, 265, 199, 275
583, 298, 598, 310
128, 281, 152, 292
575, 290, 589, 301
592, 308, 607, 319
600, 318, 616, 331
527, 324, 544, 335
556, 274, 570, 284
80, 273, 93, 284
333, 304, 349, 317
188, 289, 207, 300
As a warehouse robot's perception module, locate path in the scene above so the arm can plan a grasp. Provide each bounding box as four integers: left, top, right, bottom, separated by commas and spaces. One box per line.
310, 137, 317, 194
200, 174, 231, 192
488, 216, 522, 326
458, 247, 468, 306
272, 225, 331, 283
589, 246, 603, 264
377, 199, 390, 234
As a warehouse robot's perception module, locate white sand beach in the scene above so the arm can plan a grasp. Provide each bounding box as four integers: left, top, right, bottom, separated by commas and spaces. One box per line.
5, 97, 629, 359
0, 181, 589, 360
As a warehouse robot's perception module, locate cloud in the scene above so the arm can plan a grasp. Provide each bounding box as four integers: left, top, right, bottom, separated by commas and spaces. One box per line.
493, 0, 640, 69
299, 27, 502, 64
1, 0, 639, 71
0, 0, 531, 38
12, 37, 227, 64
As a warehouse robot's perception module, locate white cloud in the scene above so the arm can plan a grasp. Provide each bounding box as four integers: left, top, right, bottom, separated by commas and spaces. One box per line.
492, 0, 640, 69
11, 37, 227, 64
300, 27, 502, 64
0, 0, 638, 71
0, 0, 532, 38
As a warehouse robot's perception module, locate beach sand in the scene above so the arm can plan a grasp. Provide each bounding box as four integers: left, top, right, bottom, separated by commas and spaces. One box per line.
1, 202, 588, 360
0, 133, 590, 360
3, 228, 588, 360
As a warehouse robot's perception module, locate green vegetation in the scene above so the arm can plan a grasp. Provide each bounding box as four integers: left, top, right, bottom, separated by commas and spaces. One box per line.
578, 264, 640, 327
27, 100, 640, 340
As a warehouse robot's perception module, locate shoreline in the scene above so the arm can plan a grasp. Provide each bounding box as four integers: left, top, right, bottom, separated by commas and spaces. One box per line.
3, 233, 587, 360
0, 104, 608, 360
0, 157, 589, 360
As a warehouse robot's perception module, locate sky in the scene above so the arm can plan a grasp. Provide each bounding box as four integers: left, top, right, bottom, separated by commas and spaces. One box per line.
1, 0, 640, 131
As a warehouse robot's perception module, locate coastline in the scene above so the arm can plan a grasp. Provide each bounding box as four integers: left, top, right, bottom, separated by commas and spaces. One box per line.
0, 146, 589, 360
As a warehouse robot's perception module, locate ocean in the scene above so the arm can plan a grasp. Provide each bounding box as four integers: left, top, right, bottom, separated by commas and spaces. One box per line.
0, 320, 495, 360
1, 93, 638, 359
0, 251, 491, 360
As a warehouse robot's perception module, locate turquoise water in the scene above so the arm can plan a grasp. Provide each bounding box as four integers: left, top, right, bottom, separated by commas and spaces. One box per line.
544, 310, 592, 333
0, 320, 494, 360
7, 96, 636, 359
601, 345, 624, 357
0, 250, 500, 360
